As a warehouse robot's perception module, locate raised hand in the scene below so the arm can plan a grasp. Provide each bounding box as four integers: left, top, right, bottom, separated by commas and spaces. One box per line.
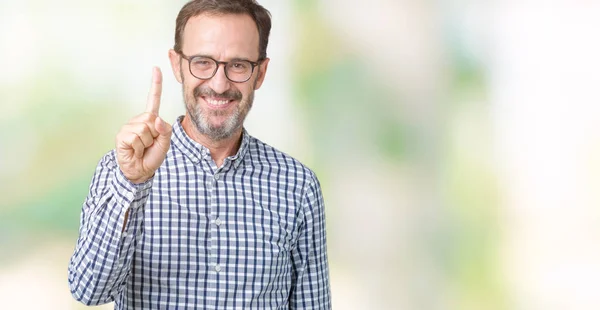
116, 67, 173, 184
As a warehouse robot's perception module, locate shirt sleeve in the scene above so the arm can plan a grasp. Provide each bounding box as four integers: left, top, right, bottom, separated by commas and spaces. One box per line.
289, 174, 332, 309
68, 150, 152, 305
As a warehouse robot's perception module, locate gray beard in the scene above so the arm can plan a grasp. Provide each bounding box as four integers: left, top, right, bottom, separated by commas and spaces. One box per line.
183, 84, 254, 141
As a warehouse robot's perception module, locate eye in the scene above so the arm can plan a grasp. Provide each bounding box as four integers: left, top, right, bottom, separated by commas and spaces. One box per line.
191, 57, 214, 67
229, 61, 251, 71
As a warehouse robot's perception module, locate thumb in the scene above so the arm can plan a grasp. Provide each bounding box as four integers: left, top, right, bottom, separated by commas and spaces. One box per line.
155, 117, 172, 148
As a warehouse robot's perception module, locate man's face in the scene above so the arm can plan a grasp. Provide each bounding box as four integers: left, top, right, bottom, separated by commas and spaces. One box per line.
169, 13, 269, 141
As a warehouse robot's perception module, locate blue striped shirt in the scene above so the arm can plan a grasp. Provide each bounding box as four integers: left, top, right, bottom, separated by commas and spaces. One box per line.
68, 116, 331, 309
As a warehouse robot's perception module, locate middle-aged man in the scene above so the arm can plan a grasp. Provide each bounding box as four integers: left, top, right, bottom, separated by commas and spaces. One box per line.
68, 0, 331, 309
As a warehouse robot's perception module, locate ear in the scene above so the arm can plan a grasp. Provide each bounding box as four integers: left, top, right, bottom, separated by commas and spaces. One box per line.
253, 58, 270, 90
168, 49, 183, 84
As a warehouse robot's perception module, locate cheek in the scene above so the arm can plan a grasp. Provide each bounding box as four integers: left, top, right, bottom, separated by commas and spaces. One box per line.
240, 84, 255, 98
183, 80, 201, 96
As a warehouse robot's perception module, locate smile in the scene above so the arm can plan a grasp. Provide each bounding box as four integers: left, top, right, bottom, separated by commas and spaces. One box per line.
201, 96, 236, 109
206, 98, 231, 106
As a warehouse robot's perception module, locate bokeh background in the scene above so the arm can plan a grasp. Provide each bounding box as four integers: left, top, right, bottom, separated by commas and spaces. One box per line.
1, 0, 600, 309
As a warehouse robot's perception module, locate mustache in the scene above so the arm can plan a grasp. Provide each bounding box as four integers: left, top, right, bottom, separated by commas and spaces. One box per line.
193, 86, 242, 101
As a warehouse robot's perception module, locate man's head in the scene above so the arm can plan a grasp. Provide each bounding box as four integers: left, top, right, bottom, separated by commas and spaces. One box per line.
174, 0, 271, 60
168, 0, 272, 141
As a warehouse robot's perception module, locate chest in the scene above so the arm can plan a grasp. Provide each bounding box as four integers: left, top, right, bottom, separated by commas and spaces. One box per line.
137, 163, 303, 272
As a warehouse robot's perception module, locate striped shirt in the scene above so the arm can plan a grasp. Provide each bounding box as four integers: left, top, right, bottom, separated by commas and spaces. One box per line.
68, 116, 331, 309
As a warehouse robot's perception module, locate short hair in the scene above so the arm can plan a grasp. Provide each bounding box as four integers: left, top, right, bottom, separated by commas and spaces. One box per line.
173, 0, 272, 60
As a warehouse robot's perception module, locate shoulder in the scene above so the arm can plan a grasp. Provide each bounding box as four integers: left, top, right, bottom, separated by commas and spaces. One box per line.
244, 135, 319, 184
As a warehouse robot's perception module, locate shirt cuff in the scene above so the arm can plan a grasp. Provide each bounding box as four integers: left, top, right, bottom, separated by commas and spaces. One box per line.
110, 168, 154, 208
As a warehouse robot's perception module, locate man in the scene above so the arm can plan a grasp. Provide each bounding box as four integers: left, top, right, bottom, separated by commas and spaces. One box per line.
68, 0, 331, 309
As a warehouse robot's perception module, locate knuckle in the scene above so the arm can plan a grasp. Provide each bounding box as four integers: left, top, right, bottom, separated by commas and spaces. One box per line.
137, 130, 151, 141
141, 112, 154, 122
127, 132, 139, 145
133, 123, 146, 134
141, 122, 153, 134
115, 131, 128, 143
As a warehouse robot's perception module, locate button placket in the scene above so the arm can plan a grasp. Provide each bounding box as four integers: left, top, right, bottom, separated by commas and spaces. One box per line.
209, 169, 221, 275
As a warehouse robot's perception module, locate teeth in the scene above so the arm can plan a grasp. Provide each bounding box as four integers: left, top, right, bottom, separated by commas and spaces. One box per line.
206, 99, 229, 106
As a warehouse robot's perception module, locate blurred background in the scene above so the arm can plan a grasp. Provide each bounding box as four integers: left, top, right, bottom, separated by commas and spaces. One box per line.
1, 0, 599, 309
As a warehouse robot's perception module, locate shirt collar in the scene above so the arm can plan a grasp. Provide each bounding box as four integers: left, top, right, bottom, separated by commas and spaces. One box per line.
232, 128, 250, 169
171, 116, 250, 169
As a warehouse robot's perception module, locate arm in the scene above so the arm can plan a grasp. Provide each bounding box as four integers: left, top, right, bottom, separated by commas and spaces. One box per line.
289, 175, 332, 309
68, 67, 170, 305
68, 150, 152, 305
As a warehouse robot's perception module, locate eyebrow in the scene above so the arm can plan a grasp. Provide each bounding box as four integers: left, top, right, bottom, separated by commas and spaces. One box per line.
190, 54, 255, 62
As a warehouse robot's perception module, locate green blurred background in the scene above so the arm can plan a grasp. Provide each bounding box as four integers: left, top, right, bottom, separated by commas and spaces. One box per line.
1, 1, 600, 309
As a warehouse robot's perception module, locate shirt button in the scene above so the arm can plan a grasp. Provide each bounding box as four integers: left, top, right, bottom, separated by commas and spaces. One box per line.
214, 264, 221, 272
214, 218, 222, 226
214, 174, 220, 181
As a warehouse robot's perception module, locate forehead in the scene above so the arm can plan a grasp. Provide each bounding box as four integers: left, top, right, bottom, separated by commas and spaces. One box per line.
182, 13, 260, 60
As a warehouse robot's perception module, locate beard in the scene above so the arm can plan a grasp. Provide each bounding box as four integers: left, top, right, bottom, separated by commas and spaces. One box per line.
182, 79, 255, 141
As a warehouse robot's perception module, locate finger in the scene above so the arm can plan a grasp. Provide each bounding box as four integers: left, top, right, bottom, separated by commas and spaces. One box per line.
129, 134, 146, 159
155, 117, 173, 152
118, 130, 147, 159
125, 120, 159, 140
145, 67, 163, 115
128, 113, 159, 138
155, 117, 173, 137
133, 129, 155, 149
122, 123, 154, 146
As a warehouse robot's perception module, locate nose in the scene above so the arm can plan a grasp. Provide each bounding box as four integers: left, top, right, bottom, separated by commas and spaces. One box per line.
207, 64, 231, 94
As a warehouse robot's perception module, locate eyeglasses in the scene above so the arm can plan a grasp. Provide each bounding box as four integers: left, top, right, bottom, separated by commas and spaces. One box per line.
178, 52, 262, 83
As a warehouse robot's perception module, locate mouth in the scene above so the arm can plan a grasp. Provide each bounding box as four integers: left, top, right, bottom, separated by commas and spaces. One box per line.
201, 96, 236, 109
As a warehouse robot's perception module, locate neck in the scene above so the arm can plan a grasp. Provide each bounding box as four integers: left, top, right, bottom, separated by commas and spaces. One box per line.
181, 116, 243, 168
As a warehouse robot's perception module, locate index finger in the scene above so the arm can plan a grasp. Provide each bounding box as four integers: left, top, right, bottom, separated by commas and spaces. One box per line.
146, 67, 163, 114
